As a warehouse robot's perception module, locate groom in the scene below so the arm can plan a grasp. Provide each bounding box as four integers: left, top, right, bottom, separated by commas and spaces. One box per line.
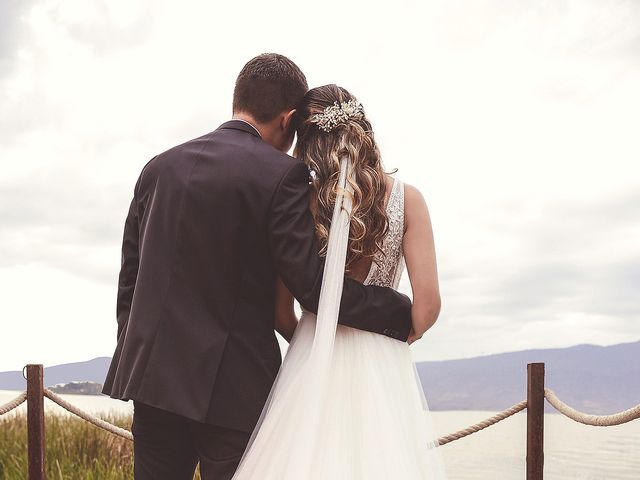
103, 53, 413, 480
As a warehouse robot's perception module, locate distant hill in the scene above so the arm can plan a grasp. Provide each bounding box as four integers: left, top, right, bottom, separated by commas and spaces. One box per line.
1, 341, 638, 413
0, 357, 111, 391
417, 340, 640, 414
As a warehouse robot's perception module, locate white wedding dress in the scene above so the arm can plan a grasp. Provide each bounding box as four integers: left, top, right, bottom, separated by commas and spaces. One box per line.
233, 160, 447, 479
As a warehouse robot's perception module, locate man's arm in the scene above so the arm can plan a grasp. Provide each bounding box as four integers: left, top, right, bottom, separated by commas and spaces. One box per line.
116, 176, 142, 339
267, 162, 412, 341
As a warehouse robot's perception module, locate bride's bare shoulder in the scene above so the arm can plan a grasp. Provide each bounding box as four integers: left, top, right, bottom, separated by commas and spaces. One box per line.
400, 181, 431, 230
402, 181, 425, 202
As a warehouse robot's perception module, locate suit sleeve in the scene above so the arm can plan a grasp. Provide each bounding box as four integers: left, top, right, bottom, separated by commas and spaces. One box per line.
116, 175, 142, 340
267, 161, 413, 341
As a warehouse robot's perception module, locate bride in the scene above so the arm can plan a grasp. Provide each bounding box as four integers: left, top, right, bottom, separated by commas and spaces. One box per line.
232, 85, 447, 479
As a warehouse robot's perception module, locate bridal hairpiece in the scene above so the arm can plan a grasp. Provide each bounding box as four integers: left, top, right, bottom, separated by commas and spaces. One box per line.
311, 100, 364, 133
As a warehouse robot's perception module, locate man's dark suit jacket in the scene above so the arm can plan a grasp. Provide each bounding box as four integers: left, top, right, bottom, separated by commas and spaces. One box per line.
102, 120, 412, 433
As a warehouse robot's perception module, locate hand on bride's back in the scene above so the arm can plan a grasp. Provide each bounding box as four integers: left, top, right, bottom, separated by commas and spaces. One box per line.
407, 328, 425, 345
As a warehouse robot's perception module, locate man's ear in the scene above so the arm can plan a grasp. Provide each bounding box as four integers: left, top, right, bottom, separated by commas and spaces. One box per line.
281, 109, 297, 132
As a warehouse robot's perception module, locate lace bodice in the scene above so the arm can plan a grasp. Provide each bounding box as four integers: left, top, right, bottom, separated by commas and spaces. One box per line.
363, 177, 405, 289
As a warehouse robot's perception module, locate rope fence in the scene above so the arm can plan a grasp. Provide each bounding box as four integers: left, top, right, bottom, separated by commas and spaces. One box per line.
2, 363, 639, 480
4, 386, 639, 446
437, 399, 527, 445
0, 391, 27, 416
43, 388, 133, 441
544, 388, 640, 427
0, 389, 133, 440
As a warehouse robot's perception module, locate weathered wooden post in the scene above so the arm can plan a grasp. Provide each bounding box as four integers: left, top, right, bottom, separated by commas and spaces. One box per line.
26, 364, 45, 480
527, 362, 545, 480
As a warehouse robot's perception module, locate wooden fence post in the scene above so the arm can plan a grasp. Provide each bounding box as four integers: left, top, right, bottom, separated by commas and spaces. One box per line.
26, 364, 45, 480
527, 362, 545, 480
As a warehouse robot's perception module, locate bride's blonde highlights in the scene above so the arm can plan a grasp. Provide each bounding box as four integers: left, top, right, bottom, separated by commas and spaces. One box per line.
294, 85, 390, 272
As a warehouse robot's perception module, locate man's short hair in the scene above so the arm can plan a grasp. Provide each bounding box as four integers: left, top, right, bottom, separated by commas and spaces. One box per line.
233, 53, 309, 123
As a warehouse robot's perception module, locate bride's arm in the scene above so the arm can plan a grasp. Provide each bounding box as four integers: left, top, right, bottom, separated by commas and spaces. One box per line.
274, 276, 298, 342
402, 183, 442, 344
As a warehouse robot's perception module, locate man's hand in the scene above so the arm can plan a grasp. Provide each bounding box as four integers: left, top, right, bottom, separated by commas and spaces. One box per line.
407, 328, 424, 345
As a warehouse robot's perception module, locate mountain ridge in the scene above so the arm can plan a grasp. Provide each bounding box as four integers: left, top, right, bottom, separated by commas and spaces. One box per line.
2, 341, 638, 413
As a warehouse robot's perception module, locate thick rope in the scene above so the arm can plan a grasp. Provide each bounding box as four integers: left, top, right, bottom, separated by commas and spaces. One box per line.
437, 399, 527, 445
8, 387, 636, 447
545, 388, 640, 426
43, 389, 133, 441
0, 391, 27, 416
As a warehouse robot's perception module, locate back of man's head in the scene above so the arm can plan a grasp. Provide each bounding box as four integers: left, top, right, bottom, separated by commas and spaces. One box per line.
233, 53, 308, 123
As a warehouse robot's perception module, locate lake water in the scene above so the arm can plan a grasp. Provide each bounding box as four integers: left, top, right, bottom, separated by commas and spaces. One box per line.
1, 390, 639, 479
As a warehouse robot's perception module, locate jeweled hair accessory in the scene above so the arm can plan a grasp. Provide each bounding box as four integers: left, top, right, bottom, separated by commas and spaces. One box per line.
310, 100, 364, 133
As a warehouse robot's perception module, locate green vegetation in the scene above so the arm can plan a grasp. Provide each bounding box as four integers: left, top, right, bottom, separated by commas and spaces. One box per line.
0, 413, 201, 479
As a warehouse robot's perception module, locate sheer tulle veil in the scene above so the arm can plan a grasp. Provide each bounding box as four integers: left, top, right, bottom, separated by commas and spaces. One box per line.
233, 156, 354, 474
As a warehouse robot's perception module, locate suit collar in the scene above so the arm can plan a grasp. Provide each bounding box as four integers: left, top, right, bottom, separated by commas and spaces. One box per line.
218, 119, 262, 138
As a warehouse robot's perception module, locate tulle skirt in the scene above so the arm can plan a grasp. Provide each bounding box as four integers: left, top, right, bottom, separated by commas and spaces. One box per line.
232, 310, 448, 479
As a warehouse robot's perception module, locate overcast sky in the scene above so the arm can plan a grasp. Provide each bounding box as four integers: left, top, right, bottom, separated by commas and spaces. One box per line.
1, 0, 639, 372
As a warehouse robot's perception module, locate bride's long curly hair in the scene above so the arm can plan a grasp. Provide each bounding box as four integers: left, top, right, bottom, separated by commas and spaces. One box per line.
294, 84, 391, 272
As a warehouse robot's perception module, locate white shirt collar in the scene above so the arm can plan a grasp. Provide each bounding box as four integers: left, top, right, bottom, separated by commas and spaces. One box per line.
232, 118, 262, 138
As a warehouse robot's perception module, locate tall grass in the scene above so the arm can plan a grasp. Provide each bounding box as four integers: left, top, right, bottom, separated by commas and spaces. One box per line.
0, 412, 201, 479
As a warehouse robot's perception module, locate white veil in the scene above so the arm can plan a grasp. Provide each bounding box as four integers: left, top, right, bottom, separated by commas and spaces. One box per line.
233, 156, 354, 478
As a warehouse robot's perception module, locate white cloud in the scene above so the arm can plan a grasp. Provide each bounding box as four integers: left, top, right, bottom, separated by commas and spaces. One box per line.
1, 0, 638, 371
